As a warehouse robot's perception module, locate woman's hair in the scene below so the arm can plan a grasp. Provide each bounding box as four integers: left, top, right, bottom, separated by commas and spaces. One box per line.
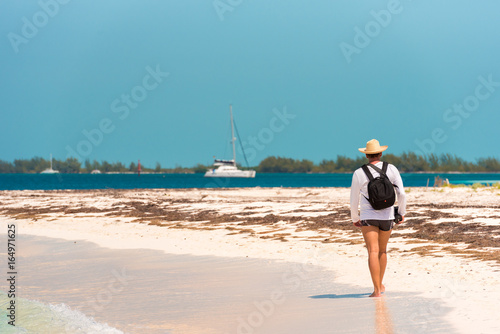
366, 153, 382, 159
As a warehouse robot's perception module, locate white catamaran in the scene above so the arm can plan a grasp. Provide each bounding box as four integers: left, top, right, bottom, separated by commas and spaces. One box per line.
40, 154, 59, 174
204, 105, 256, 178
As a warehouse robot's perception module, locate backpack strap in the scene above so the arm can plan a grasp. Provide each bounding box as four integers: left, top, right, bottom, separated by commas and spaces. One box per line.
382, 161, 388, 174
361, 164, 374, 181
366, 162, 399, 190
366, 162, 387, 178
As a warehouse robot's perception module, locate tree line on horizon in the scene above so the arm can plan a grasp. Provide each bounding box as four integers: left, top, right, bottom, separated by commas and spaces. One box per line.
258, 153, 500, 173
1, 153, 499, 174
0, 158, 193, 174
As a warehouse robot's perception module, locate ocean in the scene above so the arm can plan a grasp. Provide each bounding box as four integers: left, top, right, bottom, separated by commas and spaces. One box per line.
0, 292, 123, 334
0, 173, 499, 191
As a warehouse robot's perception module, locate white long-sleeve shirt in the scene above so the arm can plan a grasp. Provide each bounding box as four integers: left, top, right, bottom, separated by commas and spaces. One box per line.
350, 161, 406, 222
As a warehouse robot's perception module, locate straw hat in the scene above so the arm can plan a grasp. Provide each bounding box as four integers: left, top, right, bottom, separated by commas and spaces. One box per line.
358, 139, 388, 154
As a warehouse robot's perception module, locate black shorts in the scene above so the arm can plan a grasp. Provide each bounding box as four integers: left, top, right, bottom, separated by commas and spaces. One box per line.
360, 220, 394, 232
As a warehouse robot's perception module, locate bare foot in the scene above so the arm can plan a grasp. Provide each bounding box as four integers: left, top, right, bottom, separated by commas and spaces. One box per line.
369, 292, 382, 297
381, 284, 385, 293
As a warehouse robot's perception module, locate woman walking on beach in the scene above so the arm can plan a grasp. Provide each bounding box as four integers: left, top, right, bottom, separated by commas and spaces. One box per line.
350, 139, 406, 297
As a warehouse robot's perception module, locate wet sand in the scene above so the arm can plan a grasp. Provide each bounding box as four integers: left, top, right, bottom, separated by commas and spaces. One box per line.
4, 234, 456, 334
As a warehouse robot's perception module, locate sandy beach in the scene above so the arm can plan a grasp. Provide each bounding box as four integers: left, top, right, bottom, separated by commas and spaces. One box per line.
1, 186, 499, 333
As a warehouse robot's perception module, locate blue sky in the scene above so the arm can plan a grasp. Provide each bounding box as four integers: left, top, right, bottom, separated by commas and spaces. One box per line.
1, 0, 499, 168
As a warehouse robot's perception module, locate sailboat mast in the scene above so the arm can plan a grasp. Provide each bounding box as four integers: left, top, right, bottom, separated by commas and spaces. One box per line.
230, 105, 236, 166
50, 154, 53, 169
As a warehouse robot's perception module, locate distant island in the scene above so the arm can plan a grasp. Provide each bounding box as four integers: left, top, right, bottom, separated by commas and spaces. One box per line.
1, 153, 499, 174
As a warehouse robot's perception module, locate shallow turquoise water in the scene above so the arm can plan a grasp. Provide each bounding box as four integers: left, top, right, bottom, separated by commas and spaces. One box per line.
0, 292, 122, 334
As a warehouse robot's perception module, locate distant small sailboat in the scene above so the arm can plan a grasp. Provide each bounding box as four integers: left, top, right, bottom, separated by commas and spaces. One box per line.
205, 105, 256, 178
40, 154, 59, 174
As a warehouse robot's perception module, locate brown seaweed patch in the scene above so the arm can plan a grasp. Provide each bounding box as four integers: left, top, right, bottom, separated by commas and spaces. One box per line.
2, 192, 499, 264
238, 228, 255, 234
441, 246, 500, 263
411, 203, 500, 210
147, 220, 167, 227
407, 221, 500, 248
409, 245, 440, 256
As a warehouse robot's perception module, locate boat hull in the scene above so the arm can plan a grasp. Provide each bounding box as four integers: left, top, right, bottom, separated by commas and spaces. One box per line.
204, 169, 256, 178
40, 169, 59, 174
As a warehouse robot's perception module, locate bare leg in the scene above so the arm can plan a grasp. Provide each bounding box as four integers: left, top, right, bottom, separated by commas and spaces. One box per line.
378, 229, 392, 293
361, 226, 382, 297
361, 226, 392, 297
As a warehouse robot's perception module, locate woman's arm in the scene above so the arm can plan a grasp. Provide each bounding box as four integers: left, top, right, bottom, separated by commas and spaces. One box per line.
350, 171, 361, 224
391, 165, 407, 217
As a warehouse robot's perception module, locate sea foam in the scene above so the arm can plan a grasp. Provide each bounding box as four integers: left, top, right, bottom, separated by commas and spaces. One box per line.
0, 291, 123, 334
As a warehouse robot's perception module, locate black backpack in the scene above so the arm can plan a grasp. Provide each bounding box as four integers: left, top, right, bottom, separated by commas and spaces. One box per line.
361, 162, 397, 210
